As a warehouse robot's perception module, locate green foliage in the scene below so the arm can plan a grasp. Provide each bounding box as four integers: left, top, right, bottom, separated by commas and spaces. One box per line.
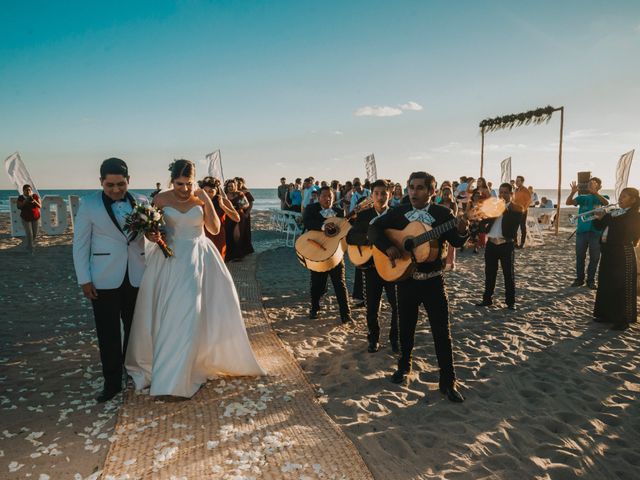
479, 106, 557, 132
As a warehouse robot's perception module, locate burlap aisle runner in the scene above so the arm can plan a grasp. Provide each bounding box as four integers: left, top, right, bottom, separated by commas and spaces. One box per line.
101, 256, 373, 479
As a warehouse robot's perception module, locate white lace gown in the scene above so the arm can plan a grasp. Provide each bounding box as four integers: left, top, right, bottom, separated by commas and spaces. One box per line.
125, 206, 265, 397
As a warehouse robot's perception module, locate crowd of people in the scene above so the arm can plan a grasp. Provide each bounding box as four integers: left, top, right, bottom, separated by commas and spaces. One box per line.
291, 171, 639, 403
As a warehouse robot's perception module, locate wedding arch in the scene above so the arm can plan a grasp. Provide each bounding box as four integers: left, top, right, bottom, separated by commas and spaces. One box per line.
479, 105, 565, 235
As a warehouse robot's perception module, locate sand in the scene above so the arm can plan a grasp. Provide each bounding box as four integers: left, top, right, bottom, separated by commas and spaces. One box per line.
1, 209, 639, 479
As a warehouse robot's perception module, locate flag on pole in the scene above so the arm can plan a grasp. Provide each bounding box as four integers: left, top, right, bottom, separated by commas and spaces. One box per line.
500, 157, 512, 185
614, 150, 634, 201
4, 152, 39, 196
206, 150, 224, 181
364, 153, 377, 182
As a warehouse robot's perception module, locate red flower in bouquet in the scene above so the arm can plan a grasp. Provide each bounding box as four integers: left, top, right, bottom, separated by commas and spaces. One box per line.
124, 204, 174, 258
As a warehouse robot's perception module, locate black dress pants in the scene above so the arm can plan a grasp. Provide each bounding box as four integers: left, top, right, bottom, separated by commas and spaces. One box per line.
363, 266, 398, 343
483, 241, 516, 306
352, 267, 364, 300
310, 261, 351, 320
91, 272, 138, 390
396, 275, 456, 387
519, 214, 527, 247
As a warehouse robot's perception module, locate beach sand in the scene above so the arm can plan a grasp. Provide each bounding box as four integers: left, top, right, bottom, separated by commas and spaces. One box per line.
1, 210, 639, 479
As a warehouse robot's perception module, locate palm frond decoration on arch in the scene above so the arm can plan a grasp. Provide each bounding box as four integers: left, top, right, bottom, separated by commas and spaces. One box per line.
479, 105, 557, 132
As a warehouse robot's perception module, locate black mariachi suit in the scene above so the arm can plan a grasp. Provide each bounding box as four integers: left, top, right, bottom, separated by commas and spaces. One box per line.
479, 204, 524, 306
346, 207, 398, 345
368, 203, 467, 387
303, 203, 352, 321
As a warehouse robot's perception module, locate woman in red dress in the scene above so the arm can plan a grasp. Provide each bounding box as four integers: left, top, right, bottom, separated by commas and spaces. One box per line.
198, 177, 240, 261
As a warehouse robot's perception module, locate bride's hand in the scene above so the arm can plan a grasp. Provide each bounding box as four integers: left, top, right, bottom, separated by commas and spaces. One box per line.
194, 188, 210, 203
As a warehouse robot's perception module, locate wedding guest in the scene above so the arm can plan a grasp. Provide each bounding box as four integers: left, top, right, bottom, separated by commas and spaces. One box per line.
235, 177, 255, 258
224, 179, 253, 262
150, 182, 162, 198
566, 177, 609, 288
200, 176, 240, 260
17, 184, 41, 253
277, 177, 288, 210
288, 183, 302, 212
438, 186, 458, 270
389, 183, 404, 207
474, 177, 491, 201
540, 197, 554, 208
593, 187, 640, 330
528, 186, 540, 207
349, 180, 371, 213
513, 175, 531, 248
487, 181, 497, 198
341, 181, 354, 214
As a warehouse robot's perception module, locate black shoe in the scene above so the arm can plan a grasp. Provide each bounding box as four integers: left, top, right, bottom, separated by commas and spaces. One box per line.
440, 385, 465, 403
593, 316, 609, 323
570, 279, 584, 287
367, 340, 379, 353
341, 315, 353, 324
390, 340, 400, 353
309, 309, 319, 320
611, 322, 630, 331
96, 387, 122, 403
505, 304, 516, 311
352, 300, 365, 309
586, 281, 597, 290
391, 368, 409, 384
476, 300, 493, 307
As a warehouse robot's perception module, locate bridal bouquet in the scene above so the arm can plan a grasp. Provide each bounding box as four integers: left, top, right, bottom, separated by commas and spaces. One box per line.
124, 204, 174, 258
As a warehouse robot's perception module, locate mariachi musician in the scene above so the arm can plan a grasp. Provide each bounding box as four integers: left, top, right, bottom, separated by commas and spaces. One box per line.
346, 179, 399, 353
303, 186, 353, 324
368, 171, 468, 403
475, 182, 525, 310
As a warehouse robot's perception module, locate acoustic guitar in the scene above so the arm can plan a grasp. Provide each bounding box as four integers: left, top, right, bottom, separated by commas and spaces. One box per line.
372, 217, 460, 282
347, 243, 373, 267
372, 198, 506, 282
295, 198, 373, 272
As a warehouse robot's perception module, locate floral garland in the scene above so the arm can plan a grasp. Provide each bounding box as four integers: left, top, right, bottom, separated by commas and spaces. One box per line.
479, 105, 557, 132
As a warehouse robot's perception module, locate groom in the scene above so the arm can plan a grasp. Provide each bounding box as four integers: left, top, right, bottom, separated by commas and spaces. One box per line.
73, 158, 159, 402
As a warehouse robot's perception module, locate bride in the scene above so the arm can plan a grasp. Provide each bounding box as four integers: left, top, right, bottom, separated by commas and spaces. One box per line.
125, 159, 265, 398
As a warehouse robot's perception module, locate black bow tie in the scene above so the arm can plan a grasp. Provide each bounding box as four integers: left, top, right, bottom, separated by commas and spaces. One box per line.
103, 193, 128, 205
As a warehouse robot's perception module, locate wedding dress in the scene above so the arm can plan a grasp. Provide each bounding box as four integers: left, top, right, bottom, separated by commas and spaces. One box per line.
125, 205, 264, 397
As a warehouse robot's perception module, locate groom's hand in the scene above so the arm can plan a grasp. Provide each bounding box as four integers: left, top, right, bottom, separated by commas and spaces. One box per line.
81, 282, 98, 300
145, 231, 162, 243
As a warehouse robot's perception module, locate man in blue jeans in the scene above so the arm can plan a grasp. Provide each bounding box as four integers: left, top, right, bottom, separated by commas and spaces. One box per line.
565, 177, 609, 289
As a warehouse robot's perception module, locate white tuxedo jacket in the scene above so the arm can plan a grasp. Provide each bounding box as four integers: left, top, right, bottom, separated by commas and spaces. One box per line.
73, 191, 148, 289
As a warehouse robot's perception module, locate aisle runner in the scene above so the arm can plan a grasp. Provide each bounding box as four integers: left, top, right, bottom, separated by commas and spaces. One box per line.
101, 256, 373, 479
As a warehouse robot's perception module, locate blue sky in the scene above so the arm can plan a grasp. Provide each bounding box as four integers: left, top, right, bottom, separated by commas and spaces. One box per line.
1, 0, 639, 189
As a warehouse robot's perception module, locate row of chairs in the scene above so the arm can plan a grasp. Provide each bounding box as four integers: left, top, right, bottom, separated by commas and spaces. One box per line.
269, 210, 304, 247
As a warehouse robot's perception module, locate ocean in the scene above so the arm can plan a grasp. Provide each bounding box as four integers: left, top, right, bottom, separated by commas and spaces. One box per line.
0, 188, 280, 213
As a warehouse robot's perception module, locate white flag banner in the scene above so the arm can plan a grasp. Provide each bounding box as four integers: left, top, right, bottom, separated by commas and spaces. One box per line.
206, 150, 224, 181
500, 157, 512, 185
364, 153, 377, 182
614, 150, 634, 201
4, 152, 39, 196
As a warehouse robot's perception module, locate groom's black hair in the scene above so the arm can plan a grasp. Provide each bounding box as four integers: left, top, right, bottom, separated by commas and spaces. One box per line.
100, 157, 129, 180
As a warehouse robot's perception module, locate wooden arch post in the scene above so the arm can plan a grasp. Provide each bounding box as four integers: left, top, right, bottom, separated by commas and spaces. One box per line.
478, 105, 564, 235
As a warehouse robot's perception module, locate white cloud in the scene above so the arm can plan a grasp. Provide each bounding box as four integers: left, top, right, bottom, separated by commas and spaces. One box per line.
354, 100, 423, 117
636, 23, 640, 32
332, 130, 344, 135
565, 129, 610, 140
431, 142, 462, 153
399, 101, 423, 111
354, 105, 403, 117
